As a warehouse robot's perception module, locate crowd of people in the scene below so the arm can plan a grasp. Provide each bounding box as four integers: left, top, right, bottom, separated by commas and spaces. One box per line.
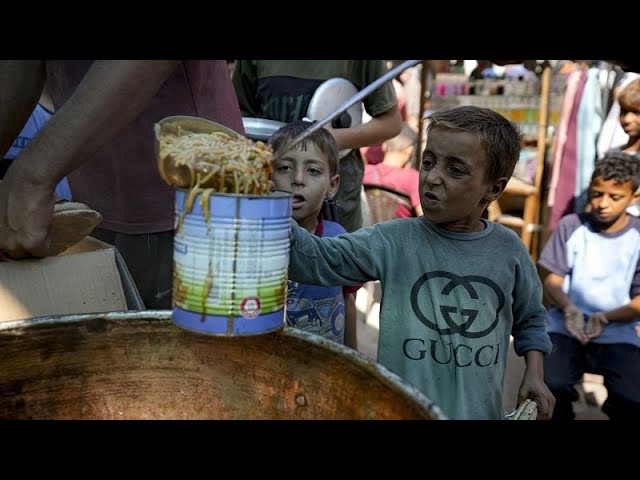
0, 59, 638, 420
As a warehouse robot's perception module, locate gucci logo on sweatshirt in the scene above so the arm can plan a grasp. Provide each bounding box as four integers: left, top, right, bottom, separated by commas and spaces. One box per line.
410, 271, 505, 339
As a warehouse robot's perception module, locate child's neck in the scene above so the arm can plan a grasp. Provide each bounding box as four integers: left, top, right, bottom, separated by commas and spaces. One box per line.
622, 137, 640, 153
593, 212, 630, 233
298, 215, 320, 234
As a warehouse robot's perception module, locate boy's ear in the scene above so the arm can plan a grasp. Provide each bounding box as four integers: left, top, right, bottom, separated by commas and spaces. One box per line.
483, 177, 508, 203
633, 189, 640, 203
327, 174, 340, 199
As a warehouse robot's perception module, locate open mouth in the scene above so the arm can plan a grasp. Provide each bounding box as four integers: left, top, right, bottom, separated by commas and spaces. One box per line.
423, 192, 439, 205
291, 194, 305, 208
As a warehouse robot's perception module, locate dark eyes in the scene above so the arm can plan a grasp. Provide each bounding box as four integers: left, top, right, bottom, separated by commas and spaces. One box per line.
421, 159, 466, 176
274, 165, 321, 175
591, 192, 622, 201
421, 159, 434, 170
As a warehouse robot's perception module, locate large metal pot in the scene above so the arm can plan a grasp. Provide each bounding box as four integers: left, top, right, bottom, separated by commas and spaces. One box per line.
242, 117, 286, 143
0, 312, 445, 420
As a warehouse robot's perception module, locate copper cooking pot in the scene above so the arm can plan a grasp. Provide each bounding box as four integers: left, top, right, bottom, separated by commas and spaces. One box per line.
0, 311, 446, 420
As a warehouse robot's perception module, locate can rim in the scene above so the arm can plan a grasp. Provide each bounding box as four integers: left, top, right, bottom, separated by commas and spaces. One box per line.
175, 188, 291, 199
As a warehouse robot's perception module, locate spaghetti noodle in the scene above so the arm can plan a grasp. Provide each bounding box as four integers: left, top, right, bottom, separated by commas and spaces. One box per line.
158, 128, 273, 195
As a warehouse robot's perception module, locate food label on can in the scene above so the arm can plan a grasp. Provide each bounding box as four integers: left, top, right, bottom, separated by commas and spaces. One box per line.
240, 296, 262, 318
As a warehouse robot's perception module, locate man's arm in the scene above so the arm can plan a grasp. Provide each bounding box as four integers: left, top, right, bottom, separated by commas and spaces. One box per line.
0, 60, 181, 257
15, 60, 180, 184
327, 106, 402, 151
0, 60, 45, 158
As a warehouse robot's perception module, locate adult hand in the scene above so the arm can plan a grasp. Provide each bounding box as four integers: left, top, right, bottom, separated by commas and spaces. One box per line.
585, 312, 609, 340
564, 304, 588, 345
0, 163, 55, 258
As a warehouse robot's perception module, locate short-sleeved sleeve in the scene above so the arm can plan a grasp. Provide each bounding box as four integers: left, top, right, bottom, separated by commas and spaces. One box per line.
537, 214, 584, 276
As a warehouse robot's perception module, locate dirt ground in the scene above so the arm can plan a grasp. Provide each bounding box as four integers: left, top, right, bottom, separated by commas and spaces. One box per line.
354, 283, 609, 420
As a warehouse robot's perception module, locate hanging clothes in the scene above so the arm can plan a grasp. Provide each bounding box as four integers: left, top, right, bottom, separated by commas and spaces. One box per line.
574, 67, 603, 213
547, 69, 585, 208
548, 68, 588, 230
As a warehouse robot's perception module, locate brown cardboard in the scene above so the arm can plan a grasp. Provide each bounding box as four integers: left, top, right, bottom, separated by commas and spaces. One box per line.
0, 236, 144, 323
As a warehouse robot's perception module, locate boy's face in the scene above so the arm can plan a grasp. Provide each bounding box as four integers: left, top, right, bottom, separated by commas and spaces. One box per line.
271, 144, 339, 231
588, 176, 638, 230
619, 102, 640, 139
419, 127, 506, 232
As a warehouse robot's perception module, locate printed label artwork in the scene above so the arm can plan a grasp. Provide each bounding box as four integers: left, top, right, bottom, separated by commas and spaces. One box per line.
410, 271, 505, 339
240, 296, 262, 318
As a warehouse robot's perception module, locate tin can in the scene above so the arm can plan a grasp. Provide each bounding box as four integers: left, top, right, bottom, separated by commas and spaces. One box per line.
172, 189, 291, 335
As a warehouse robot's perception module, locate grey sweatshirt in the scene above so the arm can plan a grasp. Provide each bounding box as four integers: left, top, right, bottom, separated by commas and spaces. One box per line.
289, 217, 552, 419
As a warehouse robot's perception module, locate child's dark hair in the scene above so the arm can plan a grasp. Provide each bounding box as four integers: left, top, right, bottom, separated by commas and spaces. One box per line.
592, 152, 640, 191
426, 106, 522, 183
269, 120, 339, 176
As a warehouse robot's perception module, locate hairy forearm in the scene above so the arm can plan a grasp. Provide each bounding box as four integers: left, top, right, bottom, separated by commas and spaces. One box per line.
0, 60, 45, 158
603, 296, 640, 323
12, 60, 180, 186
330, 106, 402, 150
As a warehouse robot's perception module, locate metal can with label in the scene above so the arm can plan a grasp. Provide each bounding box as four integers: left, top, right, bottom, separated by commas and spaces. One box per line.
172, 189, 291, 335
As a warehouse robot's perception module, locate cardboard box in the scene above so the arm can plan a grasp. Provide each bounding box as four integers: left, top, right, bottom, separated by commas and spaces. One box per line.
0, 236, 144, 322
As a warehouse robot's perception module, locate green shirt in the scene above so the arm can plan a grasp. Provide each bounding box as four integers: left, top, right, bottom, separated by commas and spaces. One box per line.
288, 217, 552, 419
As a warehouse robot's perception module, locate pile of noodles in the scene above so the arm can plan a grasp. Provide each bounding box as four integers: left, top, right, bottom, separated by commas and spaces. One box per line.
158, 128, 273, 195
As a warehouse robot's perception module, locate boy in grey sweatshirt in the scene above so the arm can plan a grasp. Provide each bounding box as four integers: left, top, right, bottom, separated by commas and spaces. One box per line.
288, 106, 555, 420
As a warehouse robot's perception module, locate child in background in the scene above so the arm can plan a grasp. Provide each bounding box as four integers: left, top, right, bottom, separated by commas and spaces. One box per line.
606, 77, 640, 159
270, 121, 359, 349
538, 152, 640, 420
285, 106, 555, 420
604, 78, 640, 216
233, 59, 402, 232
363, 123, 423, 218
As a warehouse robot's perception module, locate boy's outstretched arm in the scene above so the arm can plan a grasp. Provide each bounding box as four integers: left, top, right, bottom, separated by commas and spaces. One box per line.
288, 220, 379, 287
518, 350, 556, 420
